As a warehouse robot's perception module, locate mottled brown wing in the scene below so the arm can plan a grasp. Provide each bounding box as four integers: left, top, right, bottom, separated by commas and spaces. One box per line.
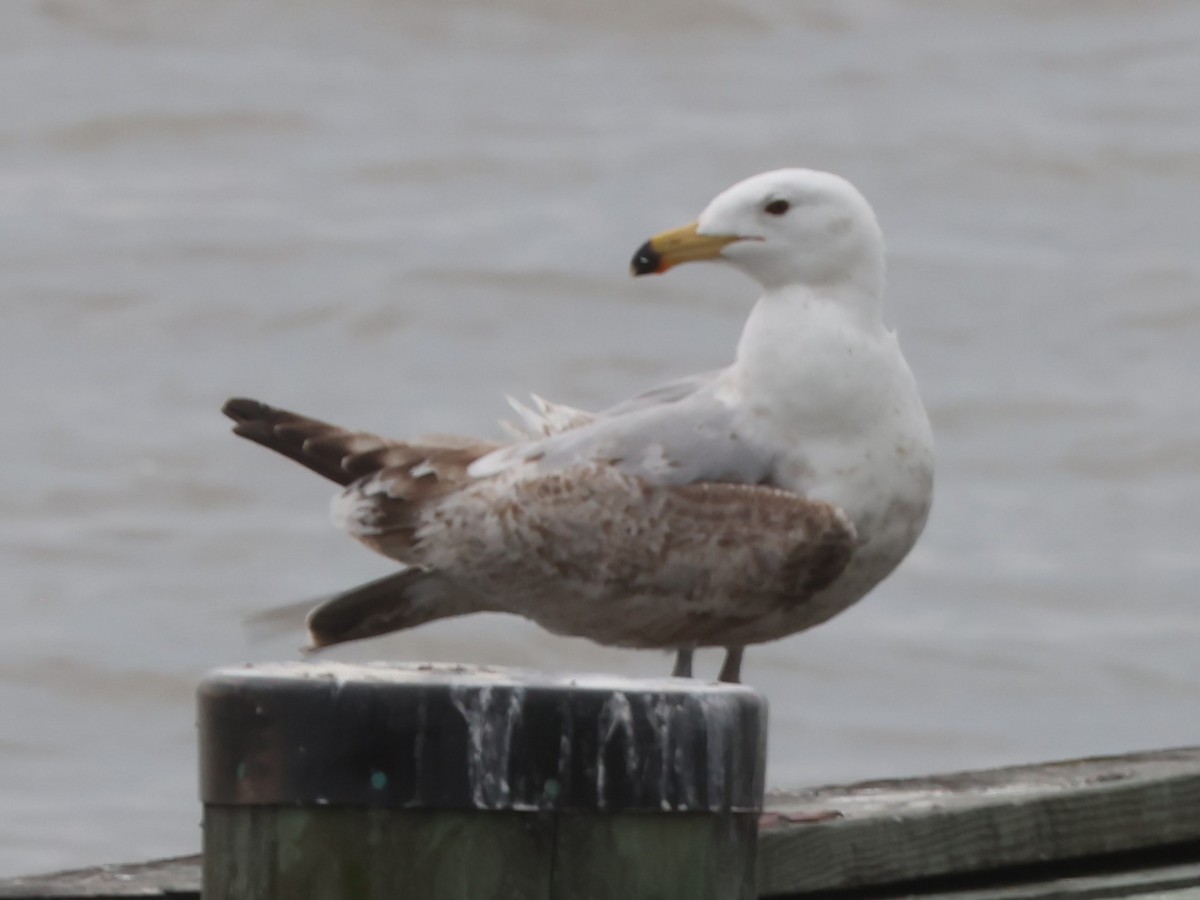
342, 464, 859, 649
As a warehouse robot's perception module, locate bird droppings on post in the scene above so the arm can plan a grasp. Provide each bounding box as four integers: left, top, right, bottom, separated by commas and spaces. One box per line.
448, 684, 528, 809
595, 691, 635, 810
200, 661, 766, 813
198, 661, 766, 899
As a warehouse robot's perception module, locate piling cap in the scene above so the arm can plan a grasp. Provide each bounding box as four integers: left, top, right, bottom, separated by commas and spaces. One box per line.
199, 662, 766, 813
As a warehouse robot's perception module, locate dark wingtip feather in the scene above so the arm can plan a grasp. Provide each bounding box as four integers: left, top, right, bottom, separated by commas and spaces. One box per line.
222, 396, 271, 422
303, 568, 470, 650
220, 397, 361, 485
222, 397, 283, 441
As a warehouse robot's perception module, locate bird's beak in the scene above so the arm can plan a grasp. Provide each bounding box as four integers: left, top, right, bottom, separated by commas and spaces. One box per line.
630, 221, 743, 276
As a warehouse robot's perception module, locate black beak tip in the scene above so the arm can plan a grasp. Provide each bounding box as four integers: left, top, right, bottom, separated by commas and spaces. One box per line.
630, 240, 661, 276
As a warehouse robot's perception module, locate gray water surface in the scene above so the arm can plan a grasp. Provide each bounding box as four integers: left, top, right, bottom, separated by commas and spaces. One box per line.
3, 0, 1199, 877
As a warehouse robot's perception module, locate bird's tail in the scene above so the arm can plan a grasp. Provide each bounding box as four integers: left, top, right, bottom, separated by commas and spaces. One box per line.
222, 398, 397, 486
247, 568, 496, 651
223, 397, 500, 490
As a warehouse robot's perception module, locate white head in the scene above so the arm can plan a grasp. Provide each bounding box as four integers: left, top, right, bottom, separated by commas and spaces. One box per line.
631, 168, 885, 297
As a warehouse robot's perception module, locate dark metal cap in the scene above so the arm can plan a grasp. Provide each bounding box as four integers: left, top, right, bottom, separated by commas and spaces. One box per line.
199, 662, 766, 813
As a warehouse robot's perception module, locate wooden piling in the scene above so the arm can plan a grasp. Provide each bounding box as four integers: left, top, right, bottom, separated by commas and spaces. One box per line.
198, 662, 767, 899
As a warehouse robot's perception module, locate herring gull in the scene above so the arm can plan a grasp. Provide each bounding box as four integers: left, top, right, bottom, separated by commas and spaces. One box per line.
224, 168, 934, 683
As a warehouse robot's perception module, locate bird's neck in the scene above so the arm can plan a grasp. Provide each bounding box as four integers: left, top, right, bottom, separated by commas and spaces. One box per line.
735, 281, 886, 366
731, 282, 896, 445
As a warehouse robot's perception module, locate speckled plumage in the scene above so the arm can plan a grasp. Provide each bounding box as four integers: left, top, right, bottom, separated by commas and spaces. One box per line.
226, 168, 934, 683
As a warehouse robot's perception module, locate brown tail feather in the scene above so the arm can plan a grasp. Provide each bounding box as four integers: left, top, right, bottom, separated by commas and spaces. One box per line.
222, 398, 416, 486
305, 568, 495, 649
223, 398, 500, 489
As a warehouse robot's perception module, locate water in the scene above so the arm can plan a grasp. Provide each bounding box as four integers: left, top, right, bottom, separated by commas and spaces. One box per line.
2, 0, 1199, 877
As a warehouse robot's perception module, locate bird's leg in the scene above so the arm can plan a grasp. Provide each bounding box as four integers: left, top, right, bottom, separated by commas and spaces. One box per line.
672, 648, 695, 678
717, 646, 744, 684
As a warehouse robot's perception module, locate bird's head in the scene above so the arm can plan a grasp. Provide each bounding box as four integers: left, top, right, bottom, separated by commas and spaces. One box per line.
631, 168, 884, 293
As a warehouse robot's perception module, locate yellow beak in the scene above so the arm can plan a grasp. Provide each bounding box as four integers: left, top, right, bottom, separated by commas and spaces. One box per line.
630, 221, 743, 276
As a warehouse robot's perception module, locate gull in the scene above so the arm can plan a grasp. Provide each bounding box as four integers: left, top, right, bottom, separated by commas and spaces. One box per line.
225, 168, 934, 683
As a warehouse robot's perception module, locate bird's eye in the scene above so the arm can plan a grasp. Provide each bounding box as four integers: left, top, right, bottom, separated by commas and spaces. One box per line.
764, 199, 790, 216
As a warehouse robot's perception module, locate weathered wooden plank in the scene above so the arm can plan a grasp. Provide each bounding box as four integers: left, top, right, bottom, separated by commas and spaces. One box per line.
551, 812, 758, 900
11, 852, 1200, 899
204, 806, 275, 898
9, 746, 1200, 898
757, 747, 1200, 896
904, 858, 1200, 900
0, 855, 199, 899
842, 857, 1200, 900
205, 806, 555, 899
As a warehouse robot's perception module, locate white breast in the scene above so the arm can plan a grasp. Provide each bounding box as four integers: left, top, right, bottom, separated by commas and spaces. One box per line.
732, 292, 935, 595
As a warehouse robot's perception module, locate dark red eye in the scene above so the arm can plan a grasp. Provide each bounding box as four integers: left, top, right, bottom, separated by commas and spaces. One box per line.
764, 199, 790, 216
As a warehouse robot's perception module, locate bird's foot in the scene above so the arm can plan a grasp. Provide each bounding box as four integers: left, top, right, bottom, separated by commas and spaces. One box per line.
672, 648, 695, 678
717, 646, 744, 684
